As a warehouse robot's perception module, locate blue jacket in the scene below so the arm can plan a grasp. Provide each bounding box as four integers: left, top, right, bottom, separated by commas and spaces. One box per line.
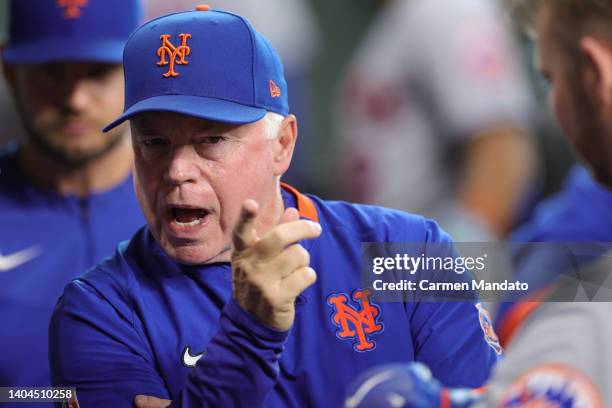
50, 185, 498, 407
512, 166, 612, 243
0, 146, 145, 398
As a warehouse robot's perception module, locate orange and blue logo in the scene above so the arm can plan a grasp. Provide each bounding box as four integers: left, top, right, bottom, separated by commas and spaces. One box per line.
57, 0, 88, 19
269, 80, 281, 98
501, 364, 603, 408
157, 33, 192, 78
327, 288, 384, 352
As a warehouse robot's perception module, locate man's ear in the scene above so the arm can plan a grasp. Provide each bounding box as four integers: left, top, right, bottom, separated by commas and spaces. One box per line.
579, 36, 612, 106
272, 114, 297, 177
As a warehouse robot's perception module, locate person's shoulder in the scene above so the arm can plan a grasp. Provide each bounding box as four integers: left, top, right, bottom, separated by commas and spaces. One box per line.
512, 166, 612, 242
308, 195, 452, 243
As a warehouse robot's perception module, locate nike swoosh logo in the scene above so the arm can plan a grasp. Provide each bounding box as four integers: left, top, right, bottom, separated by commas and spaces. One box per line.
182, 346, 204, 368
0, 246, 41, 272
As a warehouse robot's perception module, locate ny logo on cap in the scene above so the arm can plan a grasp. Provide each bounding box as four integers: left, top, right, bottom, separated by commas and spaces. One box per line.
57, 0, 88, 19
157, 33, 192, 78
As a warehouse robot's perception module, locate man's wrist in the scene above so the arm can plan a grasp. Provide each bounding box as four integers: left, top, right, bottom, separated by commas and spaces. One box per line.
223, 298, 291, 344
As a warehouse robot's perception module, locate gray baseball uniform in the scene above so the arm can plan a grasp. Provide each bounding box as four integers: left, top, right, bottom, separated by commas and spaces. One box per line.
478, 253, 612, 407
337, 0, 532, 240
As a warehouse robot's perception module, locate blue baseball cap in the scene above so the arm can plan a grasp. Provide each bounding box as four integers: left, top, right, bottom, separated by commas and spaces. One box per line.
103, 5, 289, 131
2, 0, 142, 64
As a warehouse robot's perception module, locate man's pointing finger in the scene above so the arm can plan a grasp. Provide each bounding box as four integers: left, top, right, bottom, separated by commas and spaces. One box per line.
253, 219, 321, 259
232, 199, 259, 252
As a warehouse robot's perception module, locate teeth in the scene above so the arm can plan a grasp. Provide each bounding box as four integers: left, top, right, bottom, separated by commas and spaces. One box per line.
171, 207, 209, 227
173, 218, 204, 227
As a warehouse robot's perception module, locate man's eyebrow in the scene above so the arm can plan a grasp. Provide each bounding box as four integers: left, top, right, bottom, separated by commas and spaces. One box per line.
194, 122, 216, 132
131, 118, 161, 133
193, 121, 242, 135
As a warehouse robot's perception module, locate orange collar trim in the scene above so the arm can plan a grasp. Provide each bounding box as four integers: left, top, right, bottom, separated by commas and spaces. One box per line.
497, 286, 554, 348
498, 301, 541, 349
280, 182, 319, 223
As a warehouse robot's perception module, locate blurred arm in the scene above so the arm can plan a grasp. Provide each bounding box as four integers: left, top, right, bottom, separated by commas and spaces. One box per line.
457, 126, 537, 237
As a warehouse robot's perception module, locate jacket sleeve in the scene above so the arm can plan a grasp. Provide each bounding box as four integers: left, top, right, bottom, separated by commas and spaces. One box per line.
50, 280, 288, 407
49, 279, 170, 407
173, 299, 289, 406
407, 219, 500, 388
476, 302, 609, 407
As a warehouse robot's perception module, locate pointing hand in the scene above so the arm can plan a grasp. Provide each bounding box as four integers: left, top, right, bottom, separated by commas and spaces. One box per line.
231, 199, 321, 331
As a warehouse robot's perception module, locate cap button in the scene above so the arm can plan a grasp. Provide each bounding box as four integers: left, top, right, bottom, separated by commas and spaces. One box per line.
196, 4, 210, 11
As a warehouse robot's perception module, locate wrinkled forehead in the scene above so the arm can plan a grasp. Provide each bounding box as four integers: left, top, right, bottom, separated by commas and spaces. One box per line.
129, 111, 244, 134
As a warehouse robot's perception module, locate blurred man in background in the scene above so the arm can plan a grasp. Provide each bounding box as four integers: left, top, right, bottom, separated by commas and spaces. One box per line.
344, 0, 612, 406
337, 0, 538, 241
0, 0, 144, 397
483, 0, 612, 403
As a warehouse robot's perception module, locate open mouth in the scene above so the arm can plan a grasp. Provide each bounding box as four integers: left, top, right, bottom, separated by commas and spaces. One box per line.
171, 207, 210, 227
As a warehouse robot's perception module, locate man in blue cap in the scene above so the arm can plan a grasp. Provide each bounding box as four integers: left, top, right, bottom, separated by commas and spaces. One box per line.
0, 0, 144, 397
49, 6, 500, 407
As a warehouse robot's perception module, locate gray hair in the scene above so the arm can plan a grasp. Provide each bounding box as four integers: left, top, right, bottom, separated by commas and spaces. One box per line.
264, 112, 284, 140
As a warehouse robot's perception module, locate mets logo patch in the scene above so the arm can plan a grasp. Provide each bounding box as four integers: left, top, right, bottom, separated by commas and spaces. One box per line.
157, 33, 192, 77
500, 364, 603, 408
476, 302, 502, 355
327, 288, 384, 352
57, 0, 88, 19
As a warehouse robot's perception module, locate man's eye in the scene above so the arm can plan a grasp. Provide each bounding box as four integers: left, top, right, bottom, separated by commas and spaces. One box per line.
35, 64, 64, 80
142, 138, 166, 146
88, 64, 115, 79
202, 136, 223, 145
539, 70, 552, 86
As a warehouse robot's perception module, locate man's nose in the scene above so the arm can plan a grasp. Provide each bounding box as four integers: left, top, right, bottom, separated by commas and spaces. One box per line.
165, 146, 199, 185
65, 78, 95, 112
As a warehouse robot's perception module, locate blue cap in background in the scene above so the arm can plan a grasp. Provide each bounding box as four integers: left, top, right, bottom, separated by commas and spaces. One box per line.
3, 0, 142, 64
103, 5, 289, 130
